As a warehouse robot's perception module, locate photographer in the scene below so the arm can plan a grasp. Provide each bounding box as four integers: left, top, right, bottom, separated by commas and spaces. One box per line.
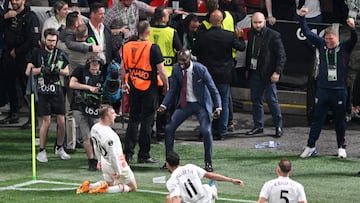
25, 28, 70, 163
69, 55, 104, 171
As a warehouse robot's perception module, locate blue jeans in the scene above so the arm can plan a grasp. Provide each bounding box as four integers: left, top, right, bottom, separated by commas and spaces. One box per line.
214, 84, 230, 135
165, 102, 213, 163
249, 73, 282, 128
307, 88, 347, 148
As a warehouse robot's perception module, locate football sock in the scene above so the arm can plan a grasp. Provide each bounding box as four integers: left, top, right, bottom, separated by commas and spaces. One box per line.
106, 183, 130, 193
39, 148, 45, 152
56, 145, 62, 150
91, 181, 105, 189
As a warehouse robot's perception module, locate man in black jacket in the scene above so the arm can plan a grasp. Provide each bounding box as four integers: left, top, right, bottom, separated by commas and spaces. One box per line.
0, 0, 40, 124
245, 12, 286, 137
193, 9, 245, 140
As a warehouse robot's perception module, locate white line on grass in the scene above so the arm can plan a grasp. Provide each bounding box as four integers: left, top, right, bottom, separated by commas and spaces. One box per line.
0, 180, 256, 202
138, 189, 256, 202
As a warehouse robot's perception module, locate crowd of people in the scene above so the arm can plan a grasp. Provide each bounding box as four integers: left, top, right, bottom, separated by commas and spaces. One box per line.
0, 0, 359, 201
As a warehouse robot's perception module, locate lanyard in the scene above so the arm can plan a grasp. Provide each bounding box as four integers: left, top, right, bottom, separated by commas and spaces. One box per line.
325, 47, 337, 66
118, 3, 132, 26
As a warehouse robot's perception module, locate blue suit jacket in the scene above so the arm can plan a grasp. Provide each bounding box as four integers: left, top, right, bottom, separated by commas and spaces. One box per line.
162, 61, 221, 118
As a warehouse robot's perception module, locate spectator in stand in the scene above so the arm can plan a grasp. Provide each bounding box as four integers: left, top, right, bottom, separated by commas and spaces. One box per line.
177, 14, 201, 51
320, 0, 349, 24
149, 6, 182, 142
41, 0, 68, 42
179, 0, 197, 12
298, 8, 357, 159
103, 0, 156, 48
86, 2, 120, 112
103, 0, 185, 48
219, 0, 246, 23
295, 0, 322, 23
265, 0, 296, 25
64, 24, 99, 154
0, 0, 40, 125
67, 24, 98, 73
58, 11, 100, 54
48, 0, 89, 7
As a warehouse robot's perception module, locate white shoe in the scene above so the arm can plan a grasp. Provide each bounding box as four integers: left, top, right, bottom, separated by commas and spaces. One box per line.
338, 148, 347, 158
37, 150, 48, 162
55, 146, 71, 160
300, 146, 317, 158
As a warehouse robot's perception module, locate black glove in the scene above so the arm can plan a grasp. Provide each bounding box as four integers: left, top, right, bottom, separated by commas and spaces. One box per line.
41, 64, 60, 75
50, 64, 60, 75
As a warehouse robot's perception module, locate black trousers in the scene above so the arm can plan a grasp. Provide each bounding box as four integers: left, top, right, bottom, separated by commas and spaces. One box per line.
124, 88, 158, 159
1, 52, 27, 114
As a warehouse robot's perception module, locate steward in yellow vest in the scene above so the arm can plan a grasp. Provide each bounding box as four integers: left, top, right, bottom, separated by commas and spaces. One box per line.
149, 6, 182, 77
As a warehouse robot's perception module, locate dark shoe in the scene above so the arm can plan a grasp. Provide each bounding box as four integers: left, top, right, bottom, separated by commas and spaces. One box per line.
214, 133, 226, 141
21, 119, 38, 129
138, 157, 159, 164
160, 163, 167, 170
75, 141, 83, 149
245, 127, 263, 135
64, 148, 77, 154
21, 120, 32, 129
88, 159, 98, 171
227, 124, 235, 132
0, 113, 19, 124
275, 127, 283, 137
357, 171, 360, 177
204, 162, 213, 172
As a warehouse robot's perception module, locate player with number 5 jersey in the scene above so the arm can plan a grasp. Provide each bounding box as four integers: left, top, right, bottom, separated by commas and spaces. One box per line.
257, 158, 307, 203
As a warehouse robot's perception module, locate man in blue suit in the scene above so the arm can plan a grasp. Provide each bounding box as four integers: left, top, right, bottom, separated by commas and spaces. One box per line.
157, 49, 222, 172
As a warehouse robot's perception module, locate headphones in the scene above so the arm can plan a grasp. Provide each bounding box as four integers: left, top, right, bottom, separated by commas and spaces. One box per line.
86, 56, 104, 66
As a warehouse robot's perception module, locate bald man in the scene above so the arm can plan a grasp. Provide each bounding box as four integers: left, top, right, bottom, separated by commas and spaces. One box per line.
257, 158, 307, 203
193, 9, 245, 141
210, 9, 223, 26
245, 12, 286, 138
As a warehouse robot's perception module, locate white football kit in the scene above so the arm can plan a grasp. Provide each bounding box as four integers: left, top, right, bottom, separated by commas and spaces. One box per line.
259, 176, 307, 203
90, 123, 134, 183
166, 164, 216, 203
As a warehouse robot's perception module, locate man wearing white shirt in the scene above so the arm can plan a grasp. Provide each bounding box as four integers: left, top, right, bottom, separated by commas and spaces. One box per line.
257, 158, 307, 203
165, 151, 244, 203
